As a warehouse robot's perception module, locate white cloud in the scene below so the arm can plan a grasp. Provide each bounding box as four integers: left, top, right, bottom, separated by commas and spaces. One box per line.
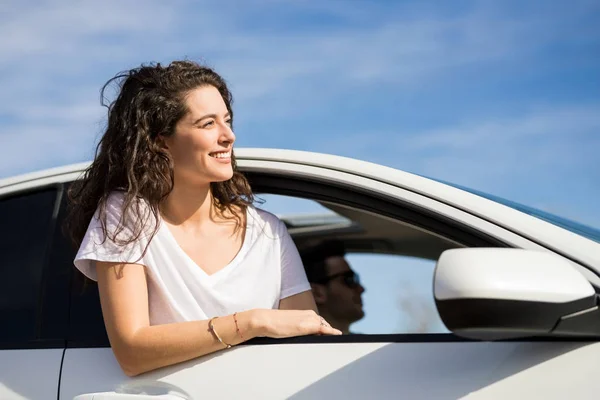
404, 104, 600, 152
0, 107, 104, 178
0, 0, 175, 63
407, 104, 600, 180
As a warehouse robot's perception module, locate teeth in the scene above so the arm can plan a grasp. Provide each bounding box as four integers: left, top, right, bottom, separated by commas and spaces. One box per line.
211, 151, 231, 159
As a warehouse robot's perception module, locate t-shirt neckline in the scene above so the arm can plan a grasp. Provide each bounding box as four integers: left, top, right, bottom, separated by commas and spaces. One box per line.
158, 205, 255, 282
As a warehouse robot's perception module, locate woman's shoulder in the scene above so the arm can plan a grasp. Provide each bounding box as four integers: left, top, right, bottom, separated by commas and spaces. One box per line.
103, 190, 152, 213
248, 205, 287, 238
100, 190, 156, 233
104, 190, 149, 208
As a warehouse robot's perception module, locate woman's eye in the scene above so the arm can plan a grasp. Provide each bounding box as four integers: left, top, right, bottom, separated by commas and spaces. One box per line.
202, 120, 214, 128
225, 119, 232, 126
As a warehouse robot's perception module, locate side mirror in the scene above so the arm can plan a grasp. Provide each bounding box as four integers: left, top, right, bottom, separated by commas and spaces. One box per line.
434, 248, 598, 340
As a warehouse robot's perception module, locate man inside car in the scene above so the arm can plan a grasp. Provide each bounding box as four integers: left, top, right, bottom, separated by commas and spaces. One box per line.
301, 240, 366, 334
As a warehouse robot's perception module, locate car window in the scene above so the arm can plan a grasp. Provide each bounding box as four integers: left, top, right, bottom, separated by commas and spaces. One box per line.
0, 189, 57, 344
259, 193, 454, 335
64, 189, 463, 344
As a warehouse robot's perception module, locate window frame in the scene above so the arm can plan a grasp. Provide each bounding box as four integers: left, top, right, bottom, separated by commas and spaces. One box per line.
64, 170, 518, 347
247, 171, 596, 343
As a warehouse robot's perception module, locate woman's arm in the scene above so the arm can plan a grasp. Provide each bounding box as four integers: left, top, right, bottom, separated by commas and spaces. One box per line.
97, 261, 339, 377
279, 290, 318, 312
97, 261, 250, 376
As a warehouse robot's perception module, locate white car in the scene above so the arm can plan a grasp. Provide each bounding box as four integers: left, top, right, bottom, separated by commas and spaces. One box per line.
1, 148, 599, 400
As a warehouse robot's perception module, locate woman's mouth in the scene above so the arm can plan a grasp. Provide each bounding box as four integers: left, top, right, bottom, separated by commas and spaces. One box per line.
209, 150, 231, 164
209, 151, 231, 159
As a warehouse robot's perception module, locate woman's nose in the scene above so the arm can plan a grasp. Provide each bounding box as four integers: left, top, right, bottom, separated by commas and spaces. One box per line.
220, 123, 235, 144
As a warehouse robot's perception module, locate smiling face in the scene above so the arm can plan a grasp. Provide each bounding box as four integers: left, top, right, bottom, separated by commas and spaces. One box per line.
163, 85, 235, 186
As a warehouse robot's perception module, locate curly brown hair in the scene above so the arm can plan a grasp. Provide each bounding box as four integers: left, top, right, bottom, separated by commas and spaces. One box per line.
65, 60, 254, 253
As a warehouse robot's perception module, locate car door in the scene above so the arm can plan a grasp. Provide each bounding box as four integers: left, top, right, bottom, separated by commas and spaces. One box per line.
0, 186, 70, 400
58, 161, 600, 399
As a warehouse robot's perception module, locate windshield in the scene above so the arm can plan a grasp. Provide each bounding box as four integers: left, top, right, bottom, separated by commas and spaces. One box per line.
432, 179, 600, 244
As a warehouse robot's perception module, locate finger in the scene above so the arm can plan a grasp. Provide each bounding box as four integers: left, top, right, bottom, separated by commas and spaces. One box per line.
315, 317, 339, 335
320, 325, 342, 335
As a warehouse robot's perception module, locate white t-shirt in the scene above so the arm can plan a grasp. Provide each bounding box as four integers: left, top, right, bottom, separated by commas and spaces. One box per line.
74, 192, 311, 325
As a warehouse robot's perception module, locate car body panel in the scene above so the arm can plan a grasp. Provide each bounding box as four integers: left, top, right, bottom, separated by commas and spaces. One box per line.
0, 349, 62, 400
59, 342, 600, 399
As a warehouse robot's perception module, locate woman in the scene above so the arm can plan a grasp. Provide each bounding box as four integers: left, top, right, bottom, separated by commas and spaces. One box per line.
66, 60, 341, 377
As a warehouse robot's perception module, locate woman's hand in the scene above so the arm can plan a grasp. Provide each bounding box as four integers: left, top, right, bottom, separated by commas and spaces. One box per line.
252, 309, 342, 338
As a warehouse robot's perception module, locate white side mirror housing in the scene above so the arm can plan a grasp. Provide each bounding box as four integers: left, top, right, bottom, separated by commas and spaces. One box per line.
434, 248, 597, 340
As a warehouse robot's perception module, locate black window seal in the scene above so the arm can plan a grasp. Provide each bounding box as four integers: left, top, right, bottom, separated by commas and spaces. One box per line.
247, 334, 599, 345
65, 334, 598, 349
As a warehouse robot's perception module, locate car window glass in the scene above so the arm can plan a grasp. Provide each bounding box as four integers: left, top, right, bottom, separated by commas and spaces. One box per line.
257, 193, 452, 335
0, 189, 57, 343
348, 254, 447, 334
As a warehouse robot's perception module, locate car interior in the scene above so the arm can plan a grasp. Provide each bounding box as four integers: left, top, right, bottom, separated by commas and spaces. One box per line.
282, 199, 464, 261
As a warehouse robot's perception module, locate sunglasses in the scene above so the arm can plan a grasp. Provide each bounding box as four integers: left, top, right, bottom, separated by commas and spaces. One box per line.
317, 270, 361, 288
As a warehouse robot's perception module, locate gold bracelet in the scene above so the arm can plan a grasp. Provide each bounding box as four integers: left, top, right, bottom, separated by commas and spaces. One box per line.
208, 317, 232, 349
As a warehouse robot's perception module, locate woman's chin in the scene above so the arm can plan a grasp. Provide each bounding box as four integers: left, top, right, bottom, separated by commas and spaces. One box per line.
210, 170, 234, 183
177, 166, 234, 185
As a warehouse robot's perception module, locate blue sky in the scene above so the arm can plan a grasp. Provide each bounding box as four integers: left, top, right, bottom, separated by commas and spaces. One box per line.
1, 0, 599, 333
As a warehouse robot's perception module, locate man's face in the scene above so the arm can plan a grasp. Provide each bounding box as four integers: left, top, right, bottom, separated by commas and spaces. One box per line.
319, 256, 365, 324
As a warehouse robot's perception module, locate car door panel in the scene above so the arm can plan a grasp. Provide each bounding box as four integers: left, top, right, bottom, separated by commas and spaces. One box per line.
59, 341, 600, 399
0, 349, 63, 400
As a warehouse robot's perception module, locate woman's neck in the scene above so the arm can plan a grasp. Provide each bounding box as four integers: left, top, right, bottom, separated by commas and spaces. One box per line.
160, 182, 214, 227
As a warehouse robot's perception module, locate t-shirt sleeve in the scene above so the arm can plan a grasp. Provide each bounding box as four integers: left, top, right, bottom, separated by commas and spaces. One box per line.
74, 192, 150, 281
278, 220, 311, 299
